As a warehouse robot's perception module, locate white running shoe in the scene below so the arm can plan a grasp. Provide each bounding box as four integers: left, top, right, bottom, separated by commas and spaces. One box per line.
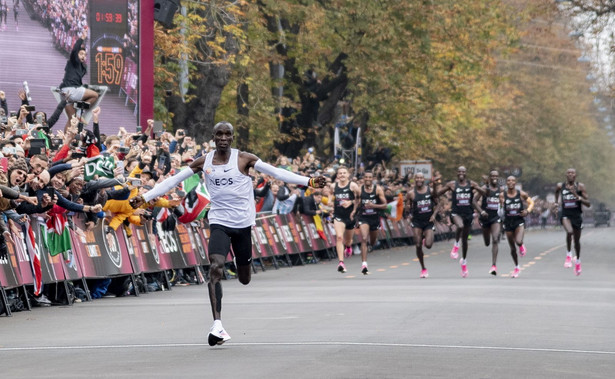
208, 320, 231, 346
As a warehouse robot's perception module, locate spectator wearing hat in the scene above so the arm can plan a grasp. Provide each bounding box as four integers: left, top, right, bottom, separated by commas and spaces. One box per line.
6, 158, 28, 189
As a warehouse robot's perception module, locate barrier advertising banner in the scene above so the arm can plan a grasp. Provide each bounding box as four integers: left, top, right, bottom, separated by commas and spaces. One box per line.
191, 225, 210, 266
72, 217, 133, 277
284, 214, 310, 254
259, 218, 283, 257
5, 228, 34, 287
176, 224, 198, 267
0, 248, 18, 288
5, 212, 467, 300
299, 215, 327, 252
252, 221, 272, 260
156, 222, 190, 269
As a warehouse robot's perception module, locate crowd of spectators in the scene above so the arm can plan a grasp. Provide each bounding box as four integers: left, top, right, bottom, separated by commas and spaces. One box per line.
0, 86, 216, 301
26, 0, 88, 54
25, 0, 139, 61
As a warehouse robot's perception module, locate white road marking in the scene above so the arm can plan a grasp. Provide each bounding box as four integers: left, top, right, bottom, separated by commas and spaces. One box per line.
1, 342, 614, 355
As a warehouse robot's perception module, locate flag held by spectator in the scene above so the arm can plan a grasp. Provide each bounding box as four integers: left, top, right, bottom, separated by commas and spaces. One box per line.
313, 214, 327, 240
25, 223, 43, 296
385, 193, 404, 221
178, 182, 210, 223
84, 154, 116, 181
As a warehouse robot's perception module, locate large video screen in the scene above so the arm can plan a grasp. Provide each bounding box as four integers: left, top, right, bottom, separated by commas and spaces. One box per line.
0, 0, 140, 135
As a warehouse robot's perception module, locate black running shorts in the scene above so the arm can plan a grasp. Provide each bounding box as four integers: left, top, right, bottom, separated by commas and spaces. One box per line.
208, 224, 253, 266
451, 213, 474, 227
334, 216, 356, 230
358, 217, 380, 231
411, 218, 435, 231
479, 215, 501, 228
503, 217, 525, 232
561, 215, 583, 230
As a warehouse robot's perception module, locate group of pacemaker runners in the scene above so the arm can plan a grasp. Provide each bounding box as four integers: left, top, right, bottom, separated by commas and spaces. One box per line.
326, 165, 589, 280
412, 166, 587, 279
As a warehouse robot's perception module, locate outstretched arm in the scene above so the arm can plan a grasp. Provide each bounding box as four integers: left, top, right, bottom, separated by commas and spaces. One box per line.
242, 152, 326, 188
253, 159, 309, 186
70, 38, 85, 67
135, 156, 204, 205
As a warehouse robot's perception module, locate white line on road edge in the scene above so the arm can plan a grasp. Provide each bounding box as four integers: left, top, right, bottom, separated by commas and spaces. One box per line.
1, 342, 614, 355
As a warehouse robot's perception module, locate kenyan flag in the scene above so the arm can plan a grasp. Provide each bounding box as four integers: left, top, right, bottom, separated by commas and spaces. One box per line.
178, 170, 210, 223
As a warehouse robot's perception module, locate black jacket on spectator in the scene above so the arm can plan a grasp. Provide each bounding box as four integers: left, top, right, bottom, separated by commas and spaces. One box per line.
301, 195, 320, 216
253, 179, 270, 198
0, 96, 7, 116
152, 151, 171, 176
277, 184, 291, 202
59, 38, 87, 89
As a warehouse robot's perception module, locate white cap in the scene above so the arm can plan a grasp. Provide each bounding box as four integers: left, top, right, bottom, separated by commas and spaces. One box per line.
15, 145, 25, 156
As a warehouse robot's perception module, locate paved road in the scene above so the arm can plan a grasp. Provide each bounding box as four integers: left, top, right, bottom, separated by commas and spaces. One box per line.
0, 5, 137, 134
1, 227, 614, 378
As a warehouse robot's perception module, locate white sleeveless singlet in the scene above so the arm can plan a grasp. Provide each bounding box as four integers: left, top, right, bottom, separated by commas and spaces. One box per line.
203, 149, 255, 228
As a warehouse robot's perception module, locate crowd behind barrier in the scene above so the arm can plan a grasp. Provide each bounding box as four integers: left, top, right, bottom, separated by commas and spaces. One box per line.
1, 208, 476, 316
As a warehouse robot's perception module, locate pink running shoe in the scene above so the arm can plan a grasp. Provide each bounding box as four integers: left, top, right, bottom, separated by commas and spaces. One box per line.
460, 262, 468, 278
337, 261, 347, 273
575, 262, 582, 276
450, 245, 459, 259
564, 256, 572, 268
519, 244, 526, 257
420, 269, 429, 278
511, 267, 520, 278
489, 265, 497, 276
344, 246, 352, 258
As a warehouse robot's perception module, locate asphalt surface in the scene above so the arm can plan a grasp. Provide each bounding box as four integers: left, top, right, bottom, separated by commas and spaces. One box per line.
1, 226, 614, 378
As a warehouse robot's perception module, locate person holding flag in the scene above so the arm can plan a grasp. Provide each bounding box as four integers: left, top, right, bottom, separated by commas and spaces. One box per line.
130, 121, 326, 347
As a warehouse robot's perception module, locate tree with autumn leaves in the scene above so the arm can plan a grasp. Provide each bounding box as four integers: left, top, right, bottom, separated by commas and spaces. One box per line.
154, 0, 615, 203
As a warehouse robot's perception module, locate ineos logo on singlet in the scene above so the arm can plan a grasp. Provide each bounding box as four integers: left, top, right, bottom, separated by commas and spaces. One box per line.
505, 196, 522, 216
456, 192, 471, 205
486, 195, 499, 210
417, 198, 432, 213
336, 190, 351, 206
210, 177, 234, 186
562, 189, 579, 208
